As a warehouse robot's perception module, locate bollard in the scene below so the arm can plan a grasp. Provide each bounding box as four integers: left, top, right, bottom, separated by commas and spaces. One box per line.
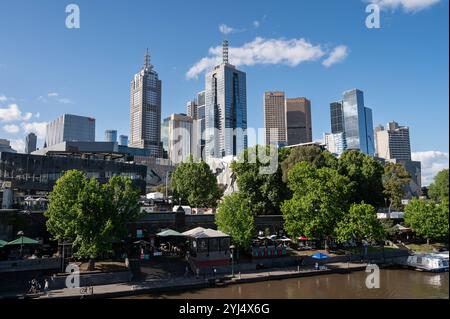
239, 272, 241, 279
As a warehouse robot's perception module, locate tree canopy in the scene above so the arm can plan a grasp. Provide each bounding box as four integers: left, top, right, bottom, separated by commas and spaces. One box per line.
281, 162, 352, 240
231, 145, 288, 215
428, 169, 449, 204
383, 162, 411, 211
171, 157, 223, 208
215, 193, 255, 249
335, 203, 385, 243
45, 170, 142, 260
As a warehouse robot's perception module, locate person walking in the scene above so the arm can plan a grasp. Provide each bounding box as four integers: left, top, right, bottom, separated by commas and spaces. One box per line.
44, 279, 49, 296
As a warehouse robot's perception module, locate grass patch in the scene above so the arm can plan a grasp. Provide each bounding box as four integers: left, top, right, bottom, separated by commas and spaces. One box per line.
406, 243, 447, 253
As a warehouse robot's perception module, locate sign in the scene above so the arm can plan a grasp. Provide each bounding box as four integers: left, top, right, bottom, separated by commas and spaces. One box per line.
2, 181, 12, 189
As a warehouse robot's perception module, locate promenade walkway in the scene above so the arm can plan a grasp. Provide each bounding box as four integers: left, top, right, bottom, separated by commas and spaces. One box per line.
3, 261, 368, 299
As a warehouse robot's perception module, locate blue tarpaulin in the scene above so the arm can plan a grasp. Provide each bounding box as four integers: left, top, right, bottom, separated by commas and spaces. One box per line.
311, 252, 329, 259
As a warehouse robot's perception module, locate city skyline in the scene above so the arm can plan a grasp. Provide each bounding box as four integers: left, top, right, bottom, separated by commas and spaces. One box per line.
0, 0, 448, 184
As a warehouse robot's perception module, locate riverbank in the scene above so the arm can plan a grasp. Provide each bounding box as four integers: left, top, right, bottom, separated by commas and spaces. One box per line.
1, 262, 370, 299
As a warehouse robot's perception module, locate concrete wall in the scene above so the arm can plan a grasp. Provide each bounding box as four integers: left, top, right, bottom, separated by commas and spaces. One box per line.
0, 257, 61, 273
48, 270, 133, 289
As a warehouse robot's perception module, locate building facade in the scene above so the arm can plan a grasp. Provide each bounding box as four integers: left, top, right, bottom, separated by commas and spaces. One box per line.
205, 40, 247, 159
375, 121, 411, 161
324, 132, 347, 156
162, 113, 193, 164
129, 50, 162, 157
45, 114, 95, 147
119, 135, 128, 146
104, 130, 118, 143
264, 91, 287, 146
330, 89, 374, 156
286, 97, 312, 145
25, 133, 37, 154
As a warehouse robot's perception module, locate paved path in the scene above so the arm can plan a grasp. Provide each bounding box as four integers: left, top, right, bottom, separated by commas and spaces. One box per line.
14, 262, 367, 299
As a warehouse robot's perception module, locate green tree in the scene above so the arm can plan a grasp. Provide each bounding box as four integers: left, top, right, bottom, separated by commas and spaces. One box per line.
46, 170, 142, 268
338, 150, 384, 208
404, 198, 449, 244
383, 162, 411, 211
231, 145, 287, 215
215, 193, 255, 249
171, 157, 222, 208
281, 162, 352, 243
335, 203, 385, 243
281, 145, 337, 182
428, 169, 449, 203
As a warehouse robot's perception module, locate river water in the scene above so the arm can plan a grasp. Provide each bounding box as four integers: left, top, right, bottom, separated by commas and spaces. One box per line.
134, 270, 448, 299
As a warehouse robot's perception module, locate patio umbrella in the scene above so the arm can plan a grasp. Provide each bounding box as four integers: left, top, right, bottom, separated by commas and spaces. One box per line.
0, 240, 7, 248
5, 236, 39, 246
133, 240, 150, 245
156, 229, 184, 237
311, 252, 329, 260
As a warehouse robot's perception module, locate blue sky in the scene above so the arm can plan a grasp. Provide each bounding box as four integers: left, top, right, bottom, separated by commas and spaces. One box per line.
0, 0, 448, 184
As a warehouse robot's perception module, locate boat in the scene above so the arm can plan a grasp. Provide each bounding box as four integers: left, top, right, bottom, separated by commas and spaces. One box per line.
402, 253, 449, 272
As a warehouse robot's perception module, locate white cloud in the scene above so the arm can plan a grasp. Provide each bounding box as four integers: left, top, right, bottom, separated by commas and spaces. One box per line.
219, 24, 234, 35
22, 121, 48, 139
322, 45, 349, 67
412, 151, 449, 186
58, 98, 74, 104
3, 124, 20, 134
367, 0, 441, 12
48, 92, 59, 97
0, 104, 33, 122
0, 95, 7, 103
38, 92, 74, 104
253, 21, 260, 28
35, 112, 41, 119
187, 37, 331, 79
10, 139, 25, 153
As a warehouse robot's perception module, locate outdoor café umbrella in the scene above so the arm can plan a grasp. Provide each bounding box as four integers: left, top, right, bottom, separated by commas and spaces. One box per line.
0, 240, 7, 248
156, 229, 184, 237
6, 236, 40, 246
311, 252, 329, 260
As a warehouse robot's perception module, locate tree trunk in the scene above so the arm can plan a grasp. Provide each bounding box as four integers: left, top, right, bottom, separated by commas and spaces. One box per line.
426, 238, 430, 245
88, 259, 95, 271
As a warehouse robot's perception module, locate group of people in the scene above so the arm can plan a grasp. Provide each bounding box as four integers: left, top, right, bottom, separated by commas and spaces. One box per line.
28, 278, 49, 296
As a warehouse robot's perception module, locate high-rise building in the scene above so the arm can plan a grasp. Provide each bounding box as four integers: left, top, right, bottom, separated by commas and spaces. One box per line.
25, 132, 37, 154
119, 135, 128, 146
264, 91, 287, 146
324, 132, 347, 156
205, 40, 247, 158
162, 113, 193, 164
375, 121, 411, 161
286, 97, 312, 145
330, 89, 374, 156
187, 91, 207, 160
45, 114, 95, 147
0, 139, 17, 153
104, 130, 117, 143
129, 49, 162, 157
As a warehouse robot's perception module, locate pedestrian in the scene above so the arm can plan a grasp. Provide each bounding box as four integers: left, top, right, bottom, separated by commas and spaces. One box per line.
44, 279, 49, 296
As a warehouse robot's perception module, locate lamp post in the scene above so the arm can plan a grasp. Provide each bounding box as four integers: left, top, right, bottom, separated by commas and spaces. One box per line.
230, 245, 235, 278
17, 231, 24, 258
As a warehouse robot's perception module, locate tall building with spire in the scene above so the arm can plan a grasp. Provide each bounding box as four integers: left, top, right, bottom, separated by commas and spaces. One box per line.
205, 40, 247, 158
129, 49, 162, 157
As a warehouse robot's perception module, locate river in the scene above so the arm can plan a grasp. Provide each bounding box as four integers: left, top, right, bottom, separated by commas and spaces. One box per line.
132, 270, 449, 299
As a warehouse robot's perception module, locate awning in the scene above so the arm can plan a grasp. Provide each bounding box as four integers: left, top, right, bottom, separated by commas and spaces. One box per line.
0, 240, 7, 248
156, 229, 184, 237
5, 236, 40, 246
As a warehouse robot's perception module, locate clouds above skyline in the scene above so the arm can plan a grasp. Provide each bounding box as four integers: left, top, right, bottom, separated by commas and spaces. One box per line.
367, 0, 441, 12
412, 151, 449, 186
38, 92, 75, 104
187, 37, 348, 79
0, 103, 32, 122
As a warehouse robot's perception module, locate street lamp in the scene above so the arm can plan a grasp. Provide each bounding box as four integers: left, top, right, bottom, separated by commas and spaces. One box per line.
17, 231, 24, 258
230, 245, 235, 278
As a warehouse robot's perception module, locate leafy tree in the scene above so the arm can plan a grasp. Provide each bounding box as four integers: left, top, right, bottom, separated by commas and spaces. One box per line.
335, 203, 385, 243
404, 198, 449, 244
281, 162, 352, 242
171, 157, 222, 208
383, 162, 411, 211
428, 169, 449, 204
231, 145, 287, 215
338, 150, 384, 208
281, 145, 337, 182
215, 193, 255, 249
46, 170, 142, 268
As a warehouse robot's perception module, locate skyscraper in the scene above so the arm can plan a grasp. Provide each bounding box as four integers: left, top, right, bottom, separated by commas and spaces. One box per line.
187, 91, 206, 160
324, 132, 347, 156
45, 114, 95, 147
162, 113, 193, 164
119, 135, 128, 146
129, 49, 162, 157
205, 40, 247, 158
25, 132, 37, 154
285, 97, 312, 145
330, 89, 374, 156
264, 91, 287, 146
375, 121, 411, 160
104, 130, 117, 143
